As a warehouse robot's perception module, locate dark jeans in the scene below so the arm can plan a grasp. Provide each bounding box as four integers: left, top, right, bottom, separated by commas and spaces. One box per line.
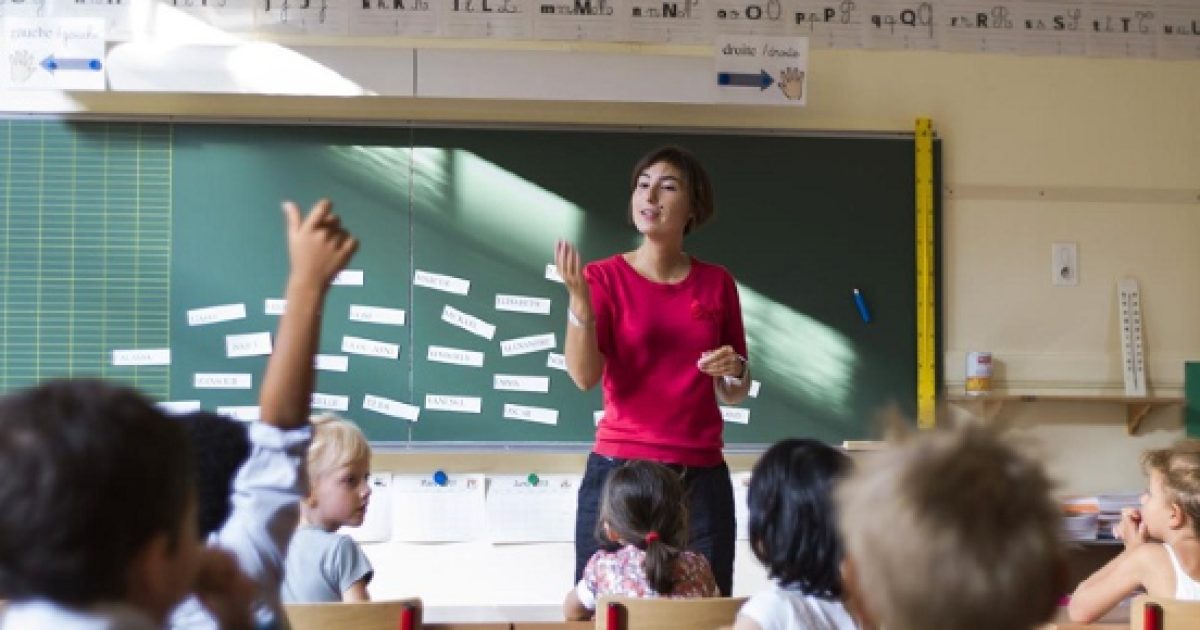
573, 452, 736, 596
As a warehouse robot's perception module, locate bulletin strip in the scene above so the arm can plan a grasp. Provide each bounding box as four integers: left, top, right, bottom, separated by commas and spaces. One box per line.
0, 120, 172, 398
24, 0, 1200, 61
945, 185, 1200, 205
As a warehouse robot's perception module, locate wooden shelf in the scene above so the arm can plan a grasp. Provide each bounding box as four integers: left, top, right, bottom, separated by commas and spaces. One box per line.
944, 393, 1184, 435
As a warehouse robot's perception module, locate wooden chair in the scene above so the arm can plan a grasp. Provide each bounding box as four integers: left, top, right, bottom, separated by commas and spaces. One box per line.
286, 598, 422, 630
1131, 594, 1200, 630
594, 597, 746, 630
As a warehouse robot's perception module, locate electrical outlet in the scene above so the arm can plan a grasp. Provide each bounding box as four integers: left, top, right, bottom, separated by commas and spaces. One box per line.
1052, 242, 1078, 286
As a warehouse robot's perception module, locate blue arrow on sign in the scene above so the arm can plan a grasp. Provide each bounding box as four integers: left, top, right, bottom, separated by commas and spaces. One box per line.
40, 55, 103, 73
717, 70, 774, 90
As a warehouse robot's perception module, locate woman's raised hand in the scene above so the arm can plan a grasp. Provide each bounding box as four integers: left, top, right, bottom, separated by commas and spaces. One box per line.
555, 240, 591, 304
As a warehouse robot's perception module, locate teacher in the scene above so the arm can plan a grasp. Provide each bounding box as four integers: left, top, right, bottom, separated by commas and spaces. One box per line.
555, 146, 750, 597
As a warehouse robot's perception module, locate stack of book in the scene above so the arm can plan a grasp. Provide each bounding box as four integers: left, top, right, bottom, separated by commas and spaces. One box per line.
1061, 493, 1141, 541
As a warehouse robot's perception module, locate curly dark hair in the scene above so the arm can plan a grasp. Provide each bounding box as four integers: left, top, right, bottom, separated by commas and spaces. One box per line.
173, 411, 250, 538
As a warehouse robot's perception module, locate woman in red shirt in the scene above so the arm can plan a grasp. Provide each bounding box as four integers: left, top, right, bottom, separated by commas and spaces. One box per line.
555, 145, 751, 596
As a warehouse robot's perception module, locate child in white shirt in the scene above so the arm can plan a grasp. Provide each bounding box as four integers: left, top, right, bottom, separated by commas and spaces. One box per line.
735, 439, 862, 630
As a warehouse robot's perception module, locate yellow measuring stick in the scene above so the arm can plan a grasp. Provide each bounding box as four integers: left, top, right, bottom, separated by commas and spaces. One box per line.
915, 118, 936, 429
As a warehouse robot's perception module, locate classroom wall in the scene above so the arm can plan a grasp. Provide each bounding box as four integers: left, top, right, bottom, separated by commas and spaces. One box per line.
8, 42, 1200, 604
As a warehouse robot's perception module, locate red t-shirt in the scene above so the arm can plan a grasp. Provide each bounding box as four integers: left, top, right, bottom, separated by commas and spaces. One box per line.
585, 254, 748, 467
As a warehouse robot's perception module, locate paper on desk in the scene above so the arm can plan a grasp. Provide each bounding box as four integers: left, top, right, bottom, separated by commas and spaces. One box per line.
391, 473, 486, 542
485, 474, 580, 544
732, 471, 752, 541
342, 473, 393, 543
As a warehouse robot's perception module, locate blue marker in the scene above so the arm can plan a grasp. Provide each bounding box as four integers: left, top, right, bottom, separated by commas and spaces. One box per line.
853, 288, 872, 323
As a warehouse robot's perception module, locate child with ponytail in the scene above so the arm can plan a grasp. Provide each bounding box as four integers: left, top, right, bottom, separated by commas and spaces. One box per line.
563, 460, 719, 621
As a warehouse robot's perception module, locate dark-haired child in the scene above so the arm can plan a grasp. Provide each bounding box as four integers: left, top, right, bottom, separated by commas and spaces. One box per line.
735, 439, 861, 630
0, 380, 201, 630
563, 460, 718, 621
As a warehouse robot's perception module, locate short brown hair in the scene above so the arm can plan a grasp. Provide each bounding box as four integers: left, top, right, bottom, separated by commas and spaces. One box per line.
837, 423, 1064, 630
629, 146, 715, 235
1143, 440, 1200, 535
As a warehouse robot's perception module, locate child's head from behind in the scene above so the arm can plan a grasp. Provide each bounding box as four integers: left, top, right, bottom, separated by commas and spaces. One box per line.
597, 460, 688, 594
1141, 440, 1200, 538
836, 423, 1063, 630
175, 411, 250, 539
304, 414, 372, 531
749, 438, 851, 600
0, 379, 199, 623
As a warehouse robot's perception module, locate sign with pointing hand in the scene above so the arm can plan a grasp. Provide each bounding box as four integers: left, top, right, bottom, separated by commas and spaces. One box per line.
715, 35, 808, 106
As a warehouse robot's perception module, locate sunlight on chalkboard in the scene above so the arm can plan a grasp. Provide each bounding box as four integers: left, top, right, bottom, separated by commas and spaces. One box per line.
740, 284, 856, 421
336, 147, 586, 269
412, 148, 586, 262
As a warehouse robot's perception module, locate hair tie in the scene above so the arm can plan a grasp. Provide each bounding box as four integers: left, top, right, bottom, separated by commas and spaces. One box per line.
644, 531, 660, 544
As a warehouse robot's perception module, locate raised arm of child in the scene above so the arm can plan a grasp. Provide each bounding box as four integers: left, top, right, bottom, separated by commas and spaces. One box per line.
261, 199, 358, 429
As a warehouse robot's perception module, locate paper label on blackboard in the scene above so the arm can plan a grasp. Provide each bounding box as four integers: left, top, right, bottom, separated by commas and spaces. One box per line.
501, 333, 556, 356
312, 393, 350, 412
187, 303, 246, 326
414, 270, 470, 295
226, 332, 272, 358
195, 373, 252, 389
315, 354, 349, 372
442, 305, 496, 339
342, 335, 400, 360
217, 406, 260, 422
158, 400, 201, 415
749, 380, 761, 398
720, 406, 750, 424
503, 403, 558, 425
495, 294, 552, 315
333, 270, 364, 286
493, 374, 550, 393
350, 304, 406, 326
363, 394, 420, 421
425, 394, 482, 414
264, 299, 286, 315
547, 353, 567, 371
428, 345, 485, 367
594, 410, 604, 425
112, 348, 171, 366
545, 264, 564, 283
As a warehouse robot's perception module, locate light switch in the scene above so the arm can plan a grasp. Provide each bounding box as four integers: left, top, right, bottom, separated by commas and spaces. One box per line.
1052, 242, 1078, 286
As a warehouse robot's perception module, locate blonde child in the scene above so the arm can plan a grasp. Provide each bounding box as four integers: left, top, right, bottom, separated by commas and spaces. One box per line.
1069, 440, 1200, 622
563, 459, 719, 621
836, 424, 1065, 630
734, 439, 863, 630
282, 415, 374, 603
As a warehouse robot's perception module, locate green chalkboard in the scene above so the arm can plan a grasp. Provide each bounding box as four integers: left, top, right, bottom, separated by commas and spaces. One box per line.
1, 119, 939, 447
